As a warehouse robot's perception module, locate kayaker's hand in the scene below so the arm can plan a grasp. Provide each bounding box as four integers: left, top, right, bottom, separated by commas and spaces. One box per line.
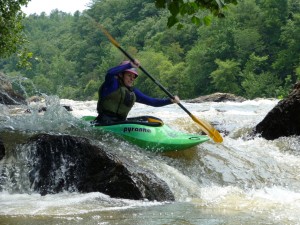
171, 96, 180, 104
131, 59, 140, 68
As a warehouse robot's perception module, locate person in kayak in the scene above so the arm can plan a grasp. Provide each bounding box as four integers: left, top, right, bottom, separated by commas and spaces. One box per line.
95, 60, 180, 124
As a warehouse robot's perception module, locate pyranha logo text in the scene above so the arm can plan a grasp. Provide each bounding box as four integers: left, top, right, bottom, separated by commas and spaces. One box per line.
123, 127, 151, 133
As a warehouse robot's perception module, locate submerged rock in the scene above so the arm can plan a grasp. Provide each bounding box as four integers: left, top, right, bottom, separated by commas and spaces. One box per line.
26, 134, 174, 201
186, 92, 246, 103
254, 82, 300, 140
0, 72, 26, 105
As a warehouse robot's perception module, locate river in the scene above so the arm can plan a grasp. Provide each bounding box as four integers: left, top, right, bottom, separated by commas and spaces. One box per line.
1, 96, 300, 224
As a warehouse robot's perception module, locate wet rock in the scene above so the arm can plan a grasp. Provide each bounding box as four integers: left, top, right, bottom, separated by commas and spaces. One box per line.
62, 105, 72, 111
0, 72, 27, 105
254, 82, 300, 140
26, 134, 174, 201
186, 92, 246, 103
0, 137, 4, 160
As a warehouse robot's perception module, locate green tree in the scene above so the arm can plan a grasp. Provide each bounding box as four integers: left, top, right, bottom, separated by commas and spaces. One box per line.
232, 28, 264, 64
273, 13, 300, 81
297, 66, 300, 81
210, 59, 241, 95
135, 50, 172, 97
0, 0, 30, 57
162, 62, 193, 98
258, 0, 289, 62
186, 43, 215, 95
83, 79, 101, 100
185, 14, 236, 96
154, 0, 238, 27
58, 86, 78, 99
241, 54, 281, 99
242, 71, 282, 99
1, 0, 299, 101
32, 75, 55, 95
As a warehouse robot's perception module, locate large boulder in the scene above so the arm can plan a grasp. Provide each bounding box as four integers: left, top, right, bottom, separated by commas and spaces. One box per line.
254, 82, 300, 140
26, 134, 175, 201
0, 72, 26, 105
186, 92, 246, 103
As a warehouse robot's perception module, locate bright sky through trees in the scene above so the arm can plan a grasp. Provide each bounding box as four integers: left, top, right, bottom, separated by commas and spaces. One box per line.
22, 0, 91, 15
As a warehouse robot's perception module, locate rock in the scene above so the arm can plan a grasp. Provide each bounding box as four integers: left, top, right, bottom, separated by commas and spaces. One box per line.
62, 105, 72, 111
0, 72, 26, 105
26, 134, 175, 201
0, 137, 4, 161
254, 82, 300, 140
186, 92, 246, 103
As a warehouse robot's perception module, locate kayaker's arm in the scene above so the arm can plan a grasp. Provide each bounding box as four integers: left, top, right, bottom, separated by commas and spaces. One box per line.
134, 88, 174, 107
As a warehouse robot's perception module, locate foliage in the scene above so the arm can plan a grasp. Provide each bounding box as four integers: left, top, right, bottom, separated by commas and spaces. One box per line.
0, 0, 299, 101
272, 13, 300, 80
0, 0, 30, 58
210, 59, 242, 95
135, 50, 171, 97
154, 0, 238, 27
241, 54, 281, 99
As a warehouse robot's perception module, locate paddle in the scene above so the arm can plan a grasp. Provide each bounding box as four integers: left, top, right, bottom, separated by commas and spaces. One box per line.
86, 15, 223, 143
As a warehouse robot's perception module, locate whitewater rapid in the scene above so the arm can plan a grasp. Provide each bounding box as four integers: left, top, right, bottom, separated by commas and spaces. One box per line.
1, 97, 300, 224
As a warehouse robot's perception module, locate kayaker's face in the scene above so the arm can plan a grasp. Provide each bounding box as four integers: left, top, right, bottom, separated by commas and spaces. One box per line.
123, 72, 137, 87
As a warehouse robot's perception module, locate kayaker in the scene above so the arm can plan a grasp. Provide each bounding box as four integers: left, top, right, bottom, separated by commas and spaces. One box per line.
95, 60, 180, 124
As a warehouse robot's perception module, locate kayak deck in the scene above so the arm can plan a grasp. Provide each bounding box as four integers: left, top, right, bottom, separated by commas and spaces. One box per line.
82, 116, 209, 152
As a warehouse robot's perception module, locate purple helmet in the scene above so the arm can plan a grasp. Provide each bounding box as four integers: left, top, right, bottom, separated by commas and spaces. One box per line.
120, 61, 138, 76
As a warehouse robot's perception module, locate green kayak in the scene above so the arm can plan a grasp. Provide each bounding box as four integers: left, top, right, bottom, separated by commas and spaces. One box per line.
82, 115, 210, 152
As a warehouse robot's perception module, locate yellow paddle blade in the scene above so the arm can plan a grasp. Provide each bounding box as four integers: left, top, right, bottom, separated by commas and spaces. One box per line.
191, 114, 223, 143
98, 24, 120, 48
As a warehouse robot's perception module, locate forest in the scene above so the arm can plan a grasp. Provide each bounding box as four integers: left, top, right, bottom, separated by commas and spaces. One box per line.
0, 0, 299, 101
